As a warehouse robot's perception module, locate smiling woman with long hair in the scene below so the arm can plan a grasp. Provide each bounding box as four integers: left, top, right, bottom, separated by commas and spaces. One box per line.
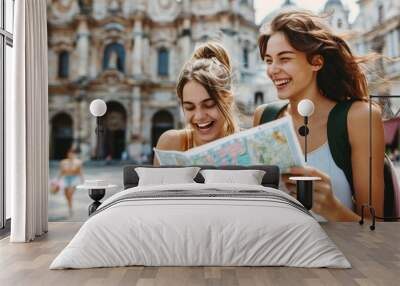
253, 11, 385, 221
153, 42, 240, 165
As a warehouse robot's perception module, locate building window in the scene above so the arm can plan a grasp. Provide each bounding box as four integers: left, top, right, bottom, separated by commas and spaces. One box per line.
378, 4, 384, 23
243, 48, 249, 69
200, 35, 209, 42
386, 31, 393, 57
103, 42, 125, 72
254, 92, 264, 105
1, 0, 15, 230
58, 51, 69, 79
356, 42, 364, 55
158, 48, 169, 77
387, 29, 399, 58
337, 18, 342, 29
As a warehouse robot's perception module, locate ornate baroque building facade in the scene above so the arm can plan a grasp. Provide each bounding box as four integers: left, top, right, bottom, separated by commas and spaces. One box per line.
348, 0, 400, 118
47, 0, 274, 162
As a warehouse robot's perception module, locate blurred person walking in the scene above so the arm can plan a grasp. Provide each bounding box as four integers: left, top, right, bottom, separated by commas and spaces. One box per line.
58, 147, 84, 217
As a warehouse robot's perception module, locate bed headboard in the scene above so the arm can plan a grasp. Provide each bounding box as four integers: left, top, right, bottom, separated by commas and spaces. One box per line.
123, 165, 280, 189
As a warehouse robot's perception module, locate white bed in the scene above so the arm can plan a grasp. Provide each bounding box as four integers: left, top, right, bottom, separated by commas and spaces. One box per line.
50, 182, 351, 269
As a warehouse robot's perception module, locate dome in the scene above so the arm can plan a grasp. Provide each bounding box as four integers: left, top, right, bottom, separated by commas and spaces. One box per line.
324, 0, 344, 10
259, 0, 297, 27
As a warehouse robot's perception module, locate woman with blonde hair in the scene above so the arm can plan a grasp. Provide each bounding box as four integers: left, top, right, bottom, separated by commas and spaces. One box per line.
253, 11, 385, 221
154, 41, 240, 165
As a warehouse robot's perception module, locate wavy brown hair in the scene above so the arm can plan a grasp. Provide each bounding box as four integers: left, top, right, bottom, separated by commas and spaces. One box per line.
258, 11, 369, 101
177, 41, 239, 135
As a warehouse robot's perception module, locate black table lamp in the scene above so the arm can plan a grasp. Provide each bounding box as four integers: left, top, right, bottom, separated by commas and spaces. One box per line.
290, 99, 320, 210
87, 99, 107, 215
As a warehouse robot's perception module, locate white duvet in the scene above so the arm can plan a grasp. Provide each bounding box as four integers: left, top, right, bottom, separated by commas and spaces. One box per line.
50, 183, 351, 269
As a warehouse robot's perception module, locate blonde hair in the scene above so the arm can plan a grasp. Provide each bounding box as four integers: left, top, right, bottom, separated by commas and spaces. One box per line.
176, 41, 239, 136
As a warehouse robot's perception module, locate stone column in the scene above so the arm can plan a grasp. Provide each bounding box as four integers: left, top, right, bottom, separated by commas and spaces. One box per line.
48, 49, 57, 83
132, 19, 143, 76
89, 43, 98, 78
182, 0, 191, 13
128, 86, 142, 161
180, 0, 192, 63
142, 35, 150, 76
132, 86, 141, 136
80, 100, 89, 138
73, 98, 81, 143
77, 18, 90, 78
181, 18, 192, 63
232, 19, 241, 82
79, 100, 90, 161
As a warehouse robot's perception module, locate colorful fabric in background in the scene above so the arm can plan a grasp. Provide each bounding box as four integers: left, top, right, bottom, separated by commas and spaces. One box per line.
383, 118, 400, 144
382, 117, 400, 218
387, 158, 400, 217
50, 178, 60, 194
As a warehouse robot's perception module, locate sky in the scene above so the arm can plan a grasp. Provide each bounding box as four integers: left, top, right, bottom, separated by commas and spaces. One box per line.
254, 0, 360, 24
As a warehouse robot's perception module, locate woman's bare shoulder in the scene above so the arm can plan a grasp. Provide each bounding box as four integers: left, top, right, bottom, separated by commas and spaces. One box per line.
348, 100, 382, 126
347, 100, 383, 144
155, 129, 187, 151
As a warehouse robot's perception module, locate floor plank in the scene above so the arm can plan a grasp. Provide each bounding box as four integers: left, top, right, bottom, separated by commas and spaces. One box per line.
0, 222, 399, 286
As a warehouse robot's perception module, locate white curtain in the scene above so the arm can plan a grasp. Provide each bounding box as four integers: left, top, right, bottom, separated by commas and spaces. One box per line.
7, 0, 49, 242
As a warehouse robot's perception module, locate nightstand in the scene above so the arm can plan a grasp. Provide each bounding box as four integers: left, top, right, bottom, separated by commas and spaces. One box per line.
77, 180, 118, 215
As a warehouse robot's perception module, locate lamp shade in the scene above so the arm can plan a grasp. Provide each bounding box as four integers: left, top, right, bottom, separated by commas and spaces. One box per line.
89, 99, 107, 117
297, 99, 314, 117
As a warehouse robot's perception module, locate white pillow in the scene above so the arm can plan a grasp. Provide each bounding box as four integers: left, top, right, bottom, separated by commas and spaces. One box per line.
135, 167, 201, 186
200, 169, 266, 185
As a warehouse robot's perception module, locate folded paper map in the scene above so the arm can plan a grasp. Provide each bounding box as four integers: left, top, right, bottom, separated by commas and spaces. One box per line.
154, 117, 305, 173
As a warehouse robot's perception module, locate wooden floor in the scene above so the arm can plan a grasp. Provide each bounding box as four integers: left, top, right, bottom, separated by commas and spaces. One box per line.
0, 222, 399, 286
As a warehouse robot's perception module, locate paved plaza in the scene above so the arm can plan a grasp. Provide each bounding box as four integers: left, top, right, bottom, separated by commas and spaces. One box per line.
49, 161, 400, 222
49, 163, 126, 222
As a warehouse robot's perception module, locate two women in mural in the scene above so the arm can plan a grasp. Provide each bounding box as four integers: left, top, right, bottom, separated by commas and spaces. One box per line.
155, 11, 385, 221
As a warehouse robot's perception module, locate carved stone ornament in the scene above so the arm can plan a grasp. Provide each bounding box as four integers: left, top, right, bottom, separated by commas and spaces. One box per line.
159, 0, 173, 9
148, 0, 179, 22
50, 0, 80, 23
100, 69, 125, 84
54, 0, 75, 12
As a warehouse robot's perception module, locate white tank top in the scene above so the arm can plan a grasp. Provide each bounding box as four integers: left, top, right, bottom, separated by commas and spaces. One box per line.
307, 142, 354, 215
